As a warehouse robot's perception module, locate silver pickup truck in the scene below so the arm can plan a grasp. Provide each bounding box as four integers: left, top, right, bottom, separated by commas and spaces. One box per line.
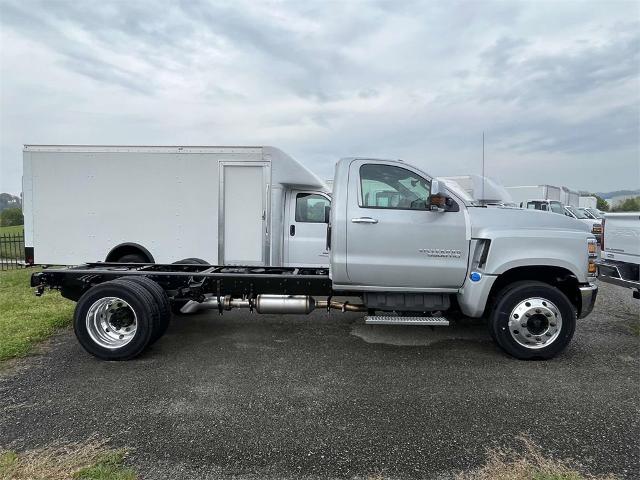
31, 157, 599, 361
596, 212, 640, 298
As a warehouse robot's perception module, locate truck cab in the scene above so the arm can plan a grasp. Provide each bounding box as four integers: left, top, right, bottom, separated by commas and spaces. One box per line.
329, 157, 597, 326
524, 199, 565, 214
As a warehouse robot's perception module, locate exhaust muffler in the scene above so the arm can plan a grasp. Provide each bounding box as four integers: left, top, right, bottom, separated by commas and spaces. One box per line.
179, 295, 365, 315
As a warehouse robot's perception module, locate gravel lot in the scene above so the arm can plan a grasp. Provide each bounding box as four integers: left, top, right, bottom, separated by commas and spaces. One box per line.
1, 282, 638, 479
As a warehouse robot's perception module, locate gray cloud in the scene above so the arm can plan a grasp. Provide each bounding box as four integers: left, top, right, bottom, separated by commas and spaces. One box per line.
0, 0, 638, 194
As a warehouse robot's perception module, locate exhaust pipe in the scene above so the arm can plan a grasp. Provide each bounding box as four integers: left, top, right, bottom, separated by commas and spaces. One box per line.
180, 295, 365, 314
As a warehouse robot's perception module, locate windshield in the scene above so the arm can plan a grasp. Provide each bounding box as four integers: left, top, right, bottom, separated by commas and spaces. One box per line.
587, 208, 603, 219
565, 205, 588, 218
549, 202, 565, 214
578, 208, 596, 219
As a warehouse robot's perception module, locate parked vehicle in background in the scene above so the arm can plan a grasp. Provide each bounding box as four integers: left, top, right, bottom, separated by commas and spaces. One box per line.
564, 206, 602, 243
440, 174, 514, 206
596, 212, 640, 298
524, 199, 566, 214
506, 185, 561, 207
561, 187, 580, 207
32, 155, 599, 361
585, 208, 605, 219
23, 145, 331, 268
579, 196, 598, 209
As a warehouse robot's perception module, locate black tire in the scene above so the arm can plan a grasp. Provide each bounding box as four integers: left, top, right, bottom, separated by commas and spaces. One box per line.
122, 277, 171, 342
170, 258, 209, 314
116, 253, 147, 263
74, 280, 157, 360
489, 280, 576, 360
173, 257, 209, 265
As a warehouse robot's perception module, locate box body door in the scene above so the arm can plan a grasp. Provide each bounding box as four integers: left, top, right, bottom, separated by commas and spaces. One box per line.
219, 163, 269, 265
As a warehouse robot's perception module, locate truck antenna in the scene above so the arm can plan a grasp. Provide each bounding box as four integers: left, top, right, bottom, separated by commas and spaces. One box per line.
482, 132, 485, 205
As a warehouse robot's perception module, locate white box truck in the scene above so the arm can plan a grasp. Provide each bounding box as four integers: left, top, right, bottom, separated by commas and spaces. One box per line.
561, 187, 580, 207
440, 175, 514, 206
579, 196, 598, 209
505, 184, 562, 208
22, 145, 331, 268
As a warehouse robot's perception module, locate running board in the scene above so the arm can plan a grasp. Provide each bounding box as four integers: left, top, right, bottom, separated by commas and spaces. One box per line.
365, 316, 449, 326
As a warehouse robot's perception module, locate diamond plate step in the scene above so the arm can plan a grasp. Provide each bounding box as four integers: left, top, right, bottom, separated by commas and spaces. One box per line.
365, 316, 449, 326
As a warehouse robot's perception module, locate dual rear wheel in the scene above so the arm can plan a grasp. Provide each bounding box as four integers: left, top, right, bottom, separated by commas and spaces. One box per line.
74, 277, 170, 360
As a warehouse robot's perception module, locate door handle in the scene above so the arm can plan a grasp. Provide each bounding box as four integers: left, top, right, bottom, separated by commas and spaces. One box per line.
351, 217, 378, 224
289, 225, 295, 236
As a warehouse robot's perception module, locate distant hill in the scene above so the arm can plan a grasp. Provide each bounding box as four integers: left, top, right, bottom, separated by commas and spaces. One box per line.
594, 189, 640, 199
0, 193, 21, 212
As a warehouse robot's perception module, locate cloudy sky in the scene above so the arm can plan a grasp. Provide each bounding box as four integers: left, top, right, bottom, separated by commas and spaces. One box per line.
1, 0, 638, 195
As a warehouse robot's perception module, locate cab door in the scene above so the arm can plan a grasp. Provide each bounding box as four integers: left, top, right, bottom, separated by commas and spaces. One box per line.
345, 160, 469, 289
285, 191, 331, 267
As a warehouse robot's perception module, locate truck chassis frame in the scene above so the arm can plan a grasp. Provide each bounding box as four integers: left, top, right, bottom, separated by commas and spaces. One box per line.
31, 262, 335, 305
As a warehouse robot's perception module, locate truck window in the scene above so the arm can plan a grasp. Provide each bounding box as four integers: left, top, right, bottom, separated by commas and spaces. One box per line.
295, 193, 330, 223
527, 201, 547, 211
359, 164, 430, 210
549, 202, 565, 214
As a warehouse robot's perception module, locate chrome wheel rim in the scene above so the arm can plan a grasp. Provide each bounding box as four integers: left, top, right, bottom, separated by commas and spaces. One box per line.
86, 297, 137, 349
508, 297, 562, 349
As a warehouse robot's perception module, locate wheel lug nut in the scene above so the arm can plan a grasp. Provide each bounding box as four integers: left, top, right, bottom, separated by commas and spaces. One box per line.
535, 309, 541, 313
526, 334, 532, 338
521, 323, 527, 328
550, 323, 556, 327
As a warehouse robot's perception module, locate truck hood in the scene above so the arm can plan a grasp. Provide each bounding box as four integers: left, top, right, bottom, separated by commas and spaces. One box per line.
467, 206, 591, 237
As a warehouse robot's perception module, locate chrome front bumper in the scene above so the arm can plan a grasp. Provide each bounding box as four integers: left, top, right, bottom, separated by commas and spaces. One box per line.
578, 282, 598, 319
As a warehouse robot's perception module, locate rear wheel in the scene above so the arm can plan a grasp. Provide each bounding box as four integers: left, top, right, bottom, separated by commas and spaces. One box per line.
74, 280, 158, 360
489, 281, 576, 360
171, 258, 209, 314
122, 277, 171, 342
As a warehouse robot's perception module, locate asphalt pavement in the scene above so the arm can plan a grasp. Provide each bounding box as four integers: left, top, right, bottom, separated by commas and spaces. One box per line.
1, 282, 638, 479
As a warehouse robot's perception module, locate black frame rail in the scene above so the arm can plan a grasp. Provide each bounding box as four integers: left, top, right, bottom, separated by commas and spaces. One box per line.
31, 262, 333, 301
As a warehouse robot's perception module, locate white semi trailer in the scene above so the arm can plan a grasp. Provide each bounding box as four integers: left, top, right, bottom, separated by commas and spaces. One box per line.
23, 145, 331, 268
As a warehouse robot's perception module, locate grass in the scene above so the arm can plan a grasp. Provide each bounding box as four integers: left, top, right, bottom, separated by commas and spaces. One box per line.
0, 225, 24, 260
0, 225, 23, 235
456, 436, 618, 480
0, 441, 136, 479
0, 268, 74, 361
629, 319, 640, 336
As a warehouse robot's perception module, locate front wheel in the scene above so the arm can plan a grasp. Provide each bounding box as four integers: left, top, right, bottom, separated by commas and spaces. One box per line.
489, 281, 576, 360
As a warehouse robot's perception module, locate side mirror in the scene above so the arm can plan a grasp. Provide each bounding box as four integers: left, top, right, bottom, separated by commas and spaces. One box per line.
428, 180, 449, 212
324, 205, 331, 223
